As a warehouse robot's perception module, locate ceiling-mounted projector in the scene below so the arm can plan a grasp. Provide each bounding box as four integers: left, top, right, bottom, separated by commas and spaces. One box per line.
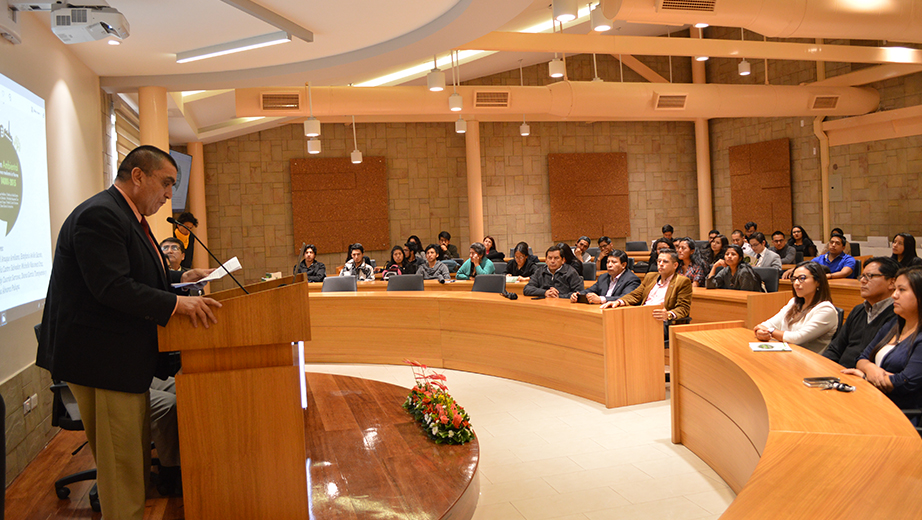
50, 2, 128, 43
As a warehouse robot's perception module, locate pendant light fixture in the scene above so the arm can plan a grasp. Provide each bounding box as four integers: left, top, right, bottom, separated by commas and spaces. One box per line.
548, 20, 565, 78
519, 60, 530, 137
738, 29, 751, 76
590, 3, 611, 32
427, 55, 445, 92
350, 115, 362, 164
307, 137, 321, 154
694, 26, 708, 62
303, 81, 320, 137
553, 0, 577, 23
455, 117, 467, 134
448, 50, 462, 112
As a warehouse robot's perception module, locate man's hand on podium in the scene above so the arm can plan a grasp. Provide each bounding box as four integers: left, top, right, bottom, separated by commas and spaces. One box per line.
175, 296, 222, 328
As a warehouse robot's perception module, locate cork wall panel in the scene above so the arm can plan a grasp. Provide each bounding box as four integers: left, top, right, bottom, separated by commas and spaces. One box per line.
548, 152, 630, 241
729, 138, 792, 234
290, 156, 389, 253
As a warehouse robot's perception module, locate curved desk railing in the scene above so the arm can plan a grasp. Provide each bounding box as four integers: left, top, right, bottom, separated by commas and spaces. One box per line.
671, 323, 922, 519
305, 291, 665, 409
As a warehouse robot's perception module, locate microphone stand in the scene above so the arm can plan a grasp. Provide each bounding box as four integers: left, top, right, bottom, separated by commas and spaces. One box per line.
168, 218, 248, 295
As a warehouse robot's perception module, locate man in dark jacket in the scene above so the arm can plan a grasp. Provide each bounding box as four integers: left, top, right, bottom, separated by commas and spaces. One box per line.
524, 244, 584, 298
823, 257, 898, 368
573, 249, 640, 304
37, 146, 221, 520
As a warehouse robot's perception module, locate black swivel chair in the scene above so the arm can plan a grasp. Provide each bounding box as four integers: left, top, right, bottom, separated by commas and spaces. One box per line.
900, 410, 922, 437
695, 240, 710, 251
386, 274, 424, 291
850, 243, 861, 256
753, 267, 780, 293
794, 251, 805, 263
322, 275, 358, 292
586, 247, 600, 258
626, 241, 648, 252
493, 262, 507, 275
581, 262, 597, 280
471, 274, 506, 293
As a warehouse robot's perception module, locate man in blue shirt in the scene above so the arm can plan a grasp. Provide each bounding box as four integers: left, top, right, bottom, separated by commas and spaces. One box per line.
813, 233, 858, 279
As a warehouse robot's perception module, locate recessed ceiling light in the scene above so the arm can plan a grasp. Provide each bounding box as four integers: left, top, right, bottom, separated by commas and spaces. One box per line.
107, 39, 120, 46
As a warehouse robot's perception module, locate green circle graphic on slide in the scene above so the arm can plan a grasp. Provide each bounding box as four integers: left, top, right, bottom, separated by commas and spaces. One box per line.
0, 132, 23, 236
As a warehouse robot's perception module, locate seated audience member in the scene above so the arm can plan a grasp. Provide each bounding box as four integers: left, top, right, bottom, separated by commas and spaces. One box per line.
150, 376, 181, 496
788, 225, 818, 258
482, 236, 505, 262
437, 231, 460, 272
456, 242, 496, 280
572, 250, 640, 304
524, 244, 584, 298
595, 236, 614, 271
892, 232, 922, 268
418, 244, 450, 282
173, 211, 199, 269
730, 229, 756, 262
341, 243, 375, 281
160, 238, 186, 272
647, 238, 675, 273
652, 224, 675, 248
601, 249, 692, 324
573, 236, 592, 262
506, 242, 539, 279
405, 241, 425, 268
754, 261, 838, 353
383, 245, 415, 279
770, 231, 797, 264
811, 233, 857, 279
293, 243, 327, 282
744, 221, 758, 239
707, 234, 729, 264
708, 229, 720, 241
749, 232, 782, 271
559, 241, 586, 278
406, 235, 424, 256
842, 266, 922, 417
823, 257, 898, 369
675, 237, 708, 287
706, 244, 763, 292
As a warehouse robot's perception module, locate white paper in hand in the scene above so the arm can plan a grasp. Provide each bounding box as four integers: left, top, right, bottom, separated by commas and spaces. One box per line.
172, 256, 242, 288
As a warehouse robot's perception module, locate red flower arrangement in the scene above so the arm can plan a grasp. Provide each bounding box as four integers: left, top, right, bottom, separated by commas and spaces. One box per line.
402, 360, 474, 445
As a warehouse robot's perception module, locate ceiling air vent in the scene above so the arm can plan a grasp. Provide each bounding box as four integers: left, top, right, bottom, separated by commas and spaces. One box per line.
656, 0, 716, 12
653, 93, 687, 110
261, 93, 300, 110
474, 91, 510, 108
811, 95, 839, 110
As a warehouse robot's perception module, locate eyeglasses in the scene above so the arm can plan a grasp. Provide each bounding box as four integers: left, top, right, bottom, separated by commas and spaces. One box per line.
791, 275, 810, 283
161, 245, 182, 252
859, 273, 885, 282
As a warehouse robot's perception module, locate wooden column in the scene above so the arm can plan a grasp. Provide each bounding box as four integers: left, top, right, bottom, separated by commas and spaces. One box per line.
186, 141, 209, 270
690, 27, 713, 239
138, 86, 172, 239
465, 120, 484, 245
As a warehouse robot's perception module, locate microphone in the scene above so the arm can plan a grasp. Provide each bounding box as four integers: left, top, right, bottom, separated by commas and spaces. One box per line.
168, 217, 249, 294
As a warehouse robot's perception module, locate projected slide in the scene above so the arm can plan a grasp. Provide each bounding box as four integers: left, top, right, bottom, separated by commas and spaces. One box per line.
0, 72, 51, 326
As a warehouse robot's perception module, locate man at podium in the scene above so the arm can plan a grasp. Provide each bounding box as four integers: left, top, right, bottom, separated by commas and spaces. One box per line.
36, 145, 222, 520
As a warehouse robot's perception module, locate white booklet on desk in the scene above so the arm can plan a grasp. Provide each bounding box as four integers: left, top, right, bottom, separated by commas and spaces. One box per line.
172, 256, 242, 288
749, 342, 792, 352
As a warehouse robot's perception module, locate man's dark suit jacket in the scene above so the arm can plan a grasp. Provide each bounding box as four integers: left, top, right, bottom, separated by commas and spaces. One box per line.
37, 186, 181, 394
581, 270, 641, 302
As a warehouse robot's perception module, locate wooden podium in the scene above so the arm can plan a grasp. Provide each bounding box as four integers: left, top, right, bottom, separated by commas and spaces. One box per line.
158, 280, 311, 519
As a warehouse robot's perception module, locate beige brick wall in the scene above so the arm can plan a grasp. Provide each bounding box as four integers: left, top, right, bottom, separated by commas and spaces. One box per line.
704, 26, 922, 241
3, 364, 56, 487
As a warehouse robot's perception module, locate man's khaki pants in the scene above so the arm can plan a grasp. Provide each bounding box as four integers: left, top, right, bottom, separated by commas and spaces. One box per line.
69, 383, 150, 520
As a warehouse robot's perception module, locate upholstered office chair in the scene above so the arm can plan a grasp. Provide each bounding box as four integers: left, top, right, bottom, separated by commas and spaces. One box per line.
900, 409, 922, 437
626, 257, 635, 271
830, 307, 845, 341
322, 275, 358, 292
581, 262, 597, 280
695, 240, 709, 251
386, 274, 424, 291
492, 262, 507, 275
471, 274, 506, 293
795, 251, 805, 263
753, 267, 780, 293
850, 243, 861, 256
625, 241, 648, 252
586, 247, 600, 258
509, 247, 534, 258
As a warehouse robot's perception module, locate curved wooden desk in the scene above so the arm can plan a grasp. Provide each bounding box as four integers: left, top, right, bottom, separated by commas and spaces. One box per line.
671, 323, 922, 519
305, 373, 479, 519
305, 291, 665, 408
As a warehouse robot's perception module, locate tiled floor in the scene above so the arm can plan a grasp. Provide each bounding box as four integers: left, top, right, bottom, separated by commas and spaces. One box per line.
304, 363, 734, 520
